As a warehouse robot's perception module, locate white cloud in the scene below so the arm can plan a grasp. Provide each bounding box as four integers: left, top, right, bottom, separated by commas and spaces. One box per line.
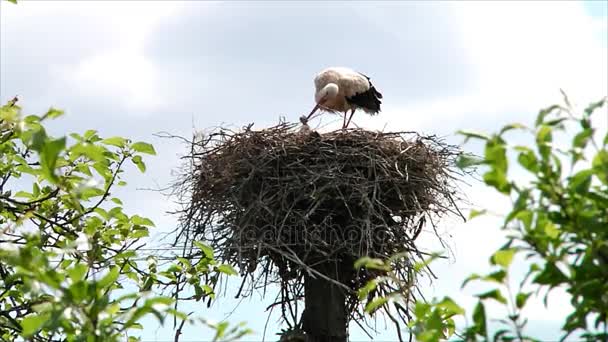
453, 1, 607, 103
56, 50, 163, 112
2, 0, 180, 46
1, 1, 184, 113
348, 1, 607, 135
53, 2, 183, 113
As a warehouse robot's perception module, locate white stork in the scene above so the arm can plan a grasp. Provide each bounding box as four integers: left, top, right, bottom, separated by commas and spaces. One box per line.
303, 67, 383, 129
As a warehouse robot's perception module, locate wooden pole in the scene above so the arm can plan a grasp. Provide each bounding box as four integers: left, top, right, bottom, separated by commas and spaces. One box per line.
301, 262, 347, 342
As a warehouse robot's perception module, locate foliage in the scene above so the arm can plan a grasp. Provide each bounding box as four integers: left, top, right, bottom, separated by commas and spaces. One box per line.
0, 99, 250, 341
358, 254, 466, 341
359, 96, 608, 341
455, 95, 608, 341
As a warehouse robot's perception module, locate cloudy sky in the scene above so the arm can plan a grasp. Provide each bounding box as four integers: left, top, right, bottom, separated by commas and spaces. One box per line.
1, 1, 607, 341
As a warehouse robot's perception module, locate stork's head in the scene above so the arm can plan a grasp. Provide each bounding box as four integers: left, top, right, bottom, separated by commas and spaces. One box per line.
304, 83, 339, 122
315, 83, 339, 104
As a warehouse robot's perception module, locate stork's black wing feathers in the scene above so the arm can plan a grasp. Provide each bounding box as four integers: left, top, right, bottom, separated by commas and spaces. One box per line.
346, 75, 383, 114
356, 72, 383, 99
366, 77, 383, 99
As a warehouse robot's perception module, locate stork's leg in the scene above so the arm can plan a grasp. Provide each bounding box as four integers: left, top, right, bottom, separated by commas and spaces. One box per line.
342, 111, 348, 129
344, 109, 356, 129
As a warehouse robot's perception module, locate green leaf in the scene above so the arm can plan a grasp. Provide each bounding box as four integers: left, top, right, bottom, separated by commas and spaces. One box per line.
499, 123, 527, 135
357, 279, 379, 300
583, 97, 606, 116
193, 284, 205, 299
570, 169, 594, 194
483, 270, 507, 284
485, 137, 508, 173
517, 149, 539, 173
354, 256, 389, 271
43, 107, 64, 119
514, 209, 533, 230
535, 104, 560, 126
202, 284, 214, 296
515, 292, 531, 309
216, 264, 238, 276
28, 127, 47, 151
476, 289, 507, 304
490, 249, 516, 269
536, 125, 553, 143
78, 186, 105, 200
132, 229, 149, 238
413, 254, 440, 273
165, 265, 181, 274
131, 142, 156, 155
6, 0, 18, 4
457, 130, 490, 143
94, 207, 110, 220
83, 129, 98, 140
456, 153, 484, 169
468, 209, 487, 220
573, 129, 593, 149
14, 191, 33, 200
365, 296, 389, 314
20, 313, 50, 337
69, 133, 82, 141
124, 307, 151, 328
545, 117, 568, 127
436, 297, 465, 316
592, 150, 608, 184
176, 257, 192, 268
132, 215, 155, 227
483, 169, 511, 194
144, 296, 174, 307
74, 162, 93, 176
101, 136, 128, 148
194, 241, 214, 259
39, 136, 66, 183
472, 301, 487, 335
414, 302, 431, 319
533, 262, 568, 286
543, 221, 560, 239
214, 321, 229, 340
131, 155, 146, 173
416, 329, 440, 342
493, 329, 512, 341
67, 263, 88, 282
92, 160, 112, 180
97, 266, 120, 289
461, 273, 481, 289
536, 125, 553, 160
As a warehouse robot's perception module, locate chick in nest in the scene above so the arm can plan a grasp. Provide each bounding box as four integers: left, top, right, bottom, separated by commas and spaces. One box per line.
299, 115, 311, 134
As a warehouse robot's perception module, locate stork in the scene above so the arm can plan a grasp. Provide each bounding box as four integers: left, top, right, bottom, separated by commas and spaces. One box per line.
303, 67, 383, 129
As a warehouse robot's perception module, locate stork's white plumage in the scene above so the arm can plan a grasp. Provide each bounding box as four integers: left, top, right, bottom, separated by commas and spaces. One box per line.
304, 67, 383, 128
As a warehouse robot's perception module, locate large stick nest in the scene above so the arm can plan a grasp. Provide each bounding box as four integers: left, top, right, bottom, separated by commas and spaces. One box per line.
173, 121, 464, 336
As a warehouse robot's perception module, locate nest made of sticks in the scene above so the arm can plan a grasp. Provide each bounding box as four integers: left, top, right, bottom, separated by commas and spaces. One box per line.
172, 121, 464, 336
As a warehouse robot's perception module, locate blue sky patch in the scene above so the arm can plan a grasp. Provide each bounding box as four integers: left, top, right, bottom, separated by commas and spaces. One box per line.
583, 0, 608, 18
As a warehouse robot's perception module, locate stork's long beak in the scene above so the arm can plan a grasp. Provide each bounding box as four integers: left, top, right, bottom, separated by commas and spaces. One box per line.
305, 103, 321, 121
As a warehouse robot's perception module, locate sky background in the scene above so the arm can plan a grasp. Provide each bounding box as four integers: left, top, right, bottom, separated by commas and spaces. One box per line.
1, 1, 607, 341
